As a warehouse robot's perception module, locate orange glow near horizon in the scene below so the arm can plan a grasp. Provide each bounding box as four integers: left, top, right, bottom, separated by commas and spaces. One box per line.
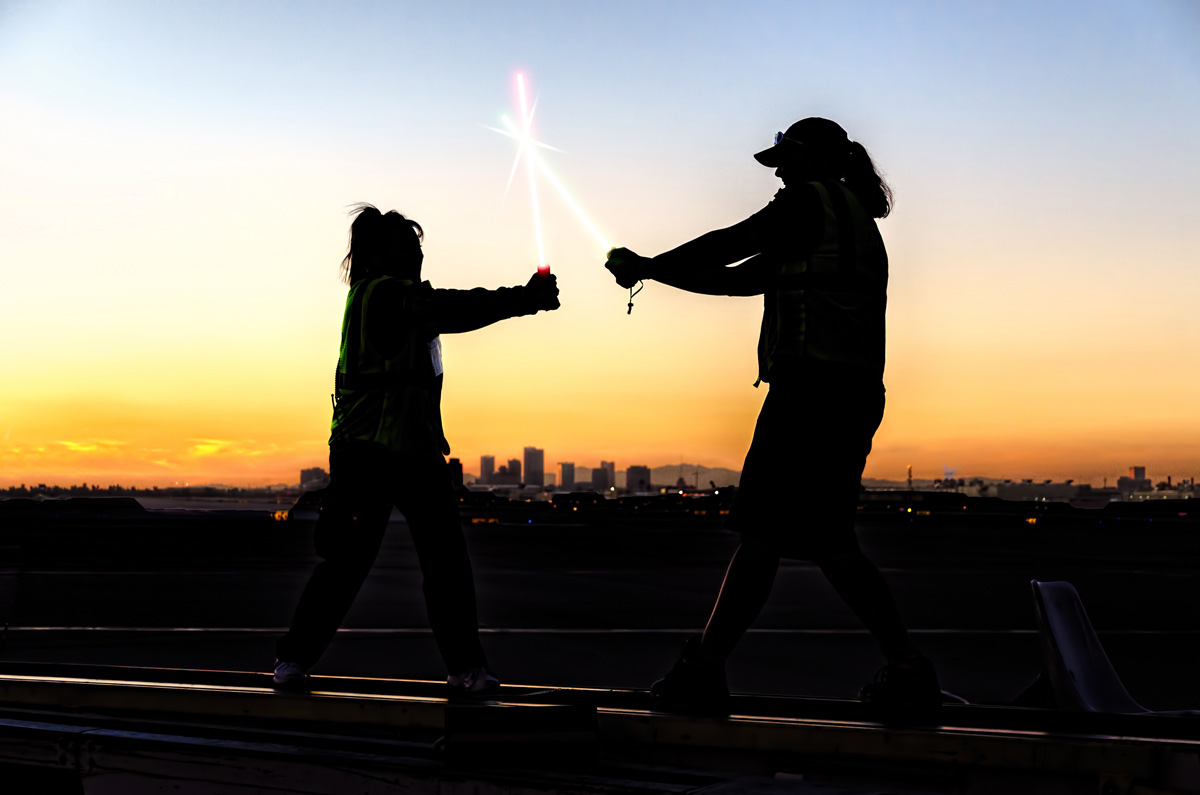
5, 293, 1200, 490
3, 206, 1200, 489
6, 394, 1200, 489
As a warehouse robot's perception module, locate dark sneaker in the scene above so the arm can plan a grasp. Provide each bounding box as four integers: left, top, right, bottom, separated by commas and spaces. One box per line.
651, 637, 730, 716
272, 660, 311, 692
859, 653, 942, 724
447, 666, 501, 698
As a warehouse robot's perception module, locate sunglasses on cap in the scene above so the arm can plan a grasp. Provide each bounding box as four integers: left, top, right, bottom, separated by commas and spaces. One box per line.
773, 131, 804, 146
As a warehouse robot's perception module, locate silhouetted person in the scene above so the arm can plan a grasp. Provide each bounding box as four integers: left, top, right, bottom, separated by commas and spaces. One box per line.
606, 118, 940, 717
275, 204, 559, 694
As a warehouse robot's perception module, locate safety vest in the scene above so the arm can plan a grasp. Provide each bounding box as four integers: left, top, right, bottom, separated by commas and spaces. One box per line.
756, 181, 888, 383
328, 276, 448, 455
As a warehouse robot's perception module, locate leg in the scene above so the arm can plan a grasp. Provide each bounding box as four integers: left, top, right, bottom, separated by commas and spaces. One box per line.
650, 540, 779, 714
699, 388, 786, 662
650, 538, 777, 715
805, 381, 919, 663
809, 500, 940, 712
816, 548, 916, 663
394, 457, 486, 674
826, 546, 941, 714
699, 540, 781, 661
276, 449, 393, 668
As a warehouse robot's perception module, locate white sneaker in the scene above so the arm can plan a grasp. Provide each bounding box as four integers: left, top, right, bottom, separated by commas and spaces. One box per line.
272, 660, 310, 691
447, 666, 500, 696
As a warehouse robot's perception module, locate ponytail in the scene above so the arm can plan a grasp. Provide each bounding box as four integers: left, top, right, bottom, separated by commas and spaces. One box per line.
340, 203, 424, 284
843, 141, 893, 219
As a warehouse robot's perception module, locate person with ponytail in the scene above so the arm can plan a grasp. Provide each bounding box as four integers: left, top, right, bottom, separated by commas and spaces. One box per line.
605, 118, 942, 719
275, 204, 560, 695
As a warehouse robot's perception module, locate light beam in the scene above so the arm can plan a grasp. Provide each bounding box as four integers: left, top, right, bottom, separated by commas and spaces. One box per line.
533, 156, 610, 251
497, 115, 610, 252
491, 71, 611, 270
516, 73, 546, 268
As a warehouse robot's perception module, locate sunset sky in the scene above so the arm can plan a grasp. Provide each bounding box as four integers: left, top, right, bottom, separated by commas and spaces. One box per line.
2, 0, 1198, 488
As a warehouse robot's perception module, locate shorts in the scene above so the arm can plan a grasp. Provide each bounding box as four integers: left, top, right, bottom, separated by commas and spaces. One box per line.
728, 374, 885, 559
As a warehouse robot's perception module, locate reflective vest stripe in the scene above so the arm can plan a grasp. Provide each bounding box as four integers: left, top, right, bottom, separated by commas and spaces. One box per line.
335, 278, 385, 390
329, 277, 445, 454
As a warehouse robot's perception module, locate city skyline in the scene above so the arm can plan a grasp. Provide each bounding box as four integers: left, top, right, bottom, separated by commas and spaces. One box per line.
3, 2, 1198, 489
12, 461, 1187, 493
7, 461, 1195, 497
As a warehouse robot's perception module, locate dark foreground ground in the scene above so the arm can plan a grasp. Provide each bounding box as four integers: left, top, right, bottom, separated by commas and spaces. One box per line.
2, 497, 1199, 710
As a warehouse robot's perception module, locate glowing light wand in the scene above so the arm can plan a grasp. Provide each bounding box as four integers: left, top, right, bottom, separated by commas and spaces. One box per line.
489, 72, 642, 310
515, 74, 547, 275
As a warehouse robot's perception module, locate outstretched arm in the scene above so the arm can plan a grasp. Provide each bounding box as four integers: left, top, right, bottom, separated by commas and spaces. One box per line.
431, 286, 526, 334
369, 274, 558, 355
651, 254, 772, 296
607, 217, 767, 297
650, 217, 759, 282
432, 272, 559, 334
607, 184, 824, 299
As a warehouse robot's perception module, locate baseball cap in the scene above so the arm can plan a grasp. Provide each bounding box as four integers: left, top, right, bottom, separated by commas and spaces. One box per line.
754, 117, 850, 167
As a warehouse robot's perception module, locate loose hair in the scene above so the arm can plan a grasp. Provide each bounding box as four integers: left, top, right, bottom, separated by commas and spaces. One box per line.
842, 141, 892, 219
339, 203, 424, 284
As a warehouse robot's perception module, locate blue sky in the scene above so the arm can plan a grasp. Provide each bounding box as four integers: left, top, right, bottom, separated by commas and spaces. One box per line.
2, 0, 1198, 485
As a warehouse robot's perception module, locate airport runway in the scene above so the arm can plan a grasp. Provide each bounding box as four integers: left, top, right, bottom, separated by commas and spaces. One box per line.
3, 508, 1199, 709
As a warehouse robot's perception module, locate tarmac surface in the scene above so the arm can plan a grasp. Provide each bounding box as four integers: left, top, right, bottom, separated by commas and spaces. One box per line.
2, 503, 1199, 710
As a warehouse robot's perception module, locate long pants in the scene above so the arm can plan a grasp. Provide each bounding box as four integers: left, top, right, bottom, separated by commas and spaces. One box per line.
276, 442, 487, 673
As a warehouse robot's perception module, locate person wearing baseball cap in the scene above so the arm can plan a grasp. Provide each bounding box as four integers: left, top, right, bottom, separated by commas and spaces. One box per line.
606, 118, 943, 720
752, 116, 854, 168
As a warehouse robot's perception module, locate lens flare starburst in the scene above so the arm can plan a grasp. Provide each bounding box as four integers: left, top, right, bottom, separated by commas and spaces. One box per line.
486, 72, 610, 268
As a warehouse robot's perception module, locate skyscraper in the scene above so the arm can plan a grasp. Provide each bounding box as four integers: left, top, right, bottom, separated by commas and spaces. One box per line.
524, 446, 544, 487
626, 465, 652, 493
492, 460, 522, 485
480, 455, 495, 485
593, 461, 616, 491
559, 462, 575, 490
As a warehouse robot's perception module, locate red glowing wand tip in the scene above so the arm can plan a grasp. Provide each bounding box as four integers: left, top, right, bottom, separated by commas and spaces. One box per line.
537, 264, 551, 277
